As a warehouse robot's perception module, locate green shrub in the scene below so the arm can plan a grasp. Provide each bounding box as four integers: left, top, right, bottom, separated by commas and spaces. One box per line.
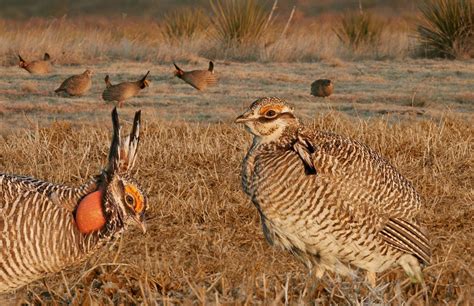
162, 7, 209, 41
417, 0, 474, 59
210, 0, 272, 46
334, 12, 384, 51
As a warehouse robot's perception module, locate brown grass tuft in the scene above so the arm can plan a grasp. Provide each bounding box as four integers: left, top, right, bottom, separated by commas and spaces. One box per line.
0, 112, 472, 304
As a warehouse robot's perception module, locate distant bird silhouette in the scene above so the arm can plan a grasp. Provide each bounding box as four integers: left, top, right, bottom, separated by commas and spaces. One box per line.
18, 53, 52, 75
311, 79, 334, 97
102, 71, 150, 107
55, 70, 93, 96
173, 61, 217, 91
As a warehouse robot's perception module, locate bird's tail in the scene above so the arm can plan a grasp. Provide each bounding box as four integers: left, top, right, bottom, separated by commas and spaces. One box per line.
18, 54, 26, 67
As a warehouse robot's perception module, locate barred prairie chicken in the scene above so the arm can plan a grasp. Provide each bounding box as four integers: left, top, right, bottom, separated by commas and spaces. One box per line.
18, 53, 51, 75
55, 69, 93, 96
311, 79, 333, 97
0, 108, 147, 293
235, 97, 430, 284
173, 61, 217, 91
102, 71, 150, 107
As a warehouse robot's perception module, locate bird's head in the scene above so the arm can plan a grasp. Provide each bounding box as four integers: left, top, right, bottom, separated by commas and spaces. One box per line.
139, 71, 150, 89
18, 54, 27, 68
84, 69, 93, 77
75, 108, 148, 235
173, 62, 184, 78
103, 173, 147, 234
104, 75, 111, 86
103, 108, 147, 233
235, 97, 298, 143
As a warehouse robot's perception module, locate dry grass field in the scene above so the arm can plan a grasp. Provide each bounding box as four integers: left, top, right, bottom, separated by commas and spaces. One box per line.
0, 57, 473, 304
1, 1, 474, 303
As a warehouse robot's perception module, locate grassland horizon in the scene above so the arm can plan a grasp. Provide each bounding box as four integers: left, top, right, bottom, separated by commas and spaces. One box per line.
0, 10, 461, 67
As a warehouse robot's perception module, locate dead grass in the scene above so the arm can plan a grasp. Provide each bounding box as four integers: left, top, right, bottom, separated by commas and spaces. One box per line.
1, 60, 473, 137
0, 110, 472, 304
0, 14, 416, 65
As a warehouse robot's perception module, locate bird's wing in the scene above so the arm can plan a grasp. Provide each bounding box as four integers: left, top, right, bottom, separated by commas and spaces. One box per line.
305, 130, 429, 261
58, 75, 77, 90
183, 70, 216, 90
307, 130, 420, 211
103, 84, 125, 102
0, 174, 98, 212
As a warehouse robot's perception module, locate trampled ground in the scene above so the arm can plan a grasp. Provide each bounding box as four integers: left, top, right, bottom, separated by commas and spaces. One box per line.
1, 59, 473, 133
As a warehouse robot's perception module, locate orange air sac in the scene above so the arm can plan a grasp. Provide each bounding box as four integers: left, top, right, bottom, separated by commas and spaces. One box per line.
75, 190, 106, 234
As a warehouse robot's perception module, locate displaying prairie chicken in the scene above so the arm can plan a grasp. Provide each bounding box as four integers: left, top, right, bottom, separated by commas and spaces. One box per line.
18, 53, 52, 75
173, 61, 217, 91
0, 108, 147, 293
102, 71, 150, 107
235, 97, 430, 284
54, 69, 93, 96
311, 79, 333, 97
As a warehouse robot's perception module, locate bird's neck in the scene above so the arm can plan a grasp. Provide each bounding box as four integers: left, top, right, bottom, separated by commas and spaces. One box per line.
74, 183, 124, 240
256, 123, 300, 150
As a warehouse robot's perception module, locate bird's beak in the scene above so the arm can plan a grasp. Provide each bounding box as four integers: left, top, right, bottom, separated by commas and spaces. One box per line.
235, 111, 254, 124
133, 215, 147, 234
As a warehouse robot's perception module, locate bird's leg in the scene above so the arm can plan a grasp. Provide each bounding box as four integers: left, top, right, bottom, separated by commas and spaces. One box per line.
398, 254, 424, 283
302, 265, 324, 301
366, 271, 377, 287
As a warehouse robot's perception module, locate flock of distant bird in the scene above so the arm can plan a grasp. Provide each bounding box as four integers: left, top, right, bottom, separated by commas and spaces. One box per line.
17, 53, 217, 105
0, 52, 429, 295
17, 52, 334, 105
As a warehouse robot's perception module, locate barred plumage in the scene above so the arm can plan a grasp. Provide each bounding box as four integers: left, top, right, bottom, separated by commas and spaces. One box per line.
55, 69, 93, 96
311, 79, 333, 97
173, 61, 217, 91
236, 97, 430, 283
102, 71, 150, 107
18, 53, 51, 75
0, 108, 147, 293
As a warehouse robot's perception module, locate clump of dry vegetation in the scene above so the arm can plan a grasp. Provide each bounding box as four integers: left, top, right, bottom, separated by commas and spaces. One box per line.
334, 11, 384, 52
162, 7, 210, 42
0, 112, 472, 304
210, 0, 272, 47
417, 0, 474, 59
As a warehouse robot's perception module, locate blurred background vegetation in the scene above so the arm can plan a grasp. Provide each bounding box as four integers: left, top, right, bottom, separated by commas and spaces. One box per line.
0, 0, 472, 63
0, 0, 419, 19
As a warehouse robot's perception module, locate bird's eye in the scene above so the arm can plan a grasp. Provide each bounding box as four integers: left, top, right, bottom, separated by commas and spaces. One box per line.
265, 110, 277, 117
125, 194, 134, 206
